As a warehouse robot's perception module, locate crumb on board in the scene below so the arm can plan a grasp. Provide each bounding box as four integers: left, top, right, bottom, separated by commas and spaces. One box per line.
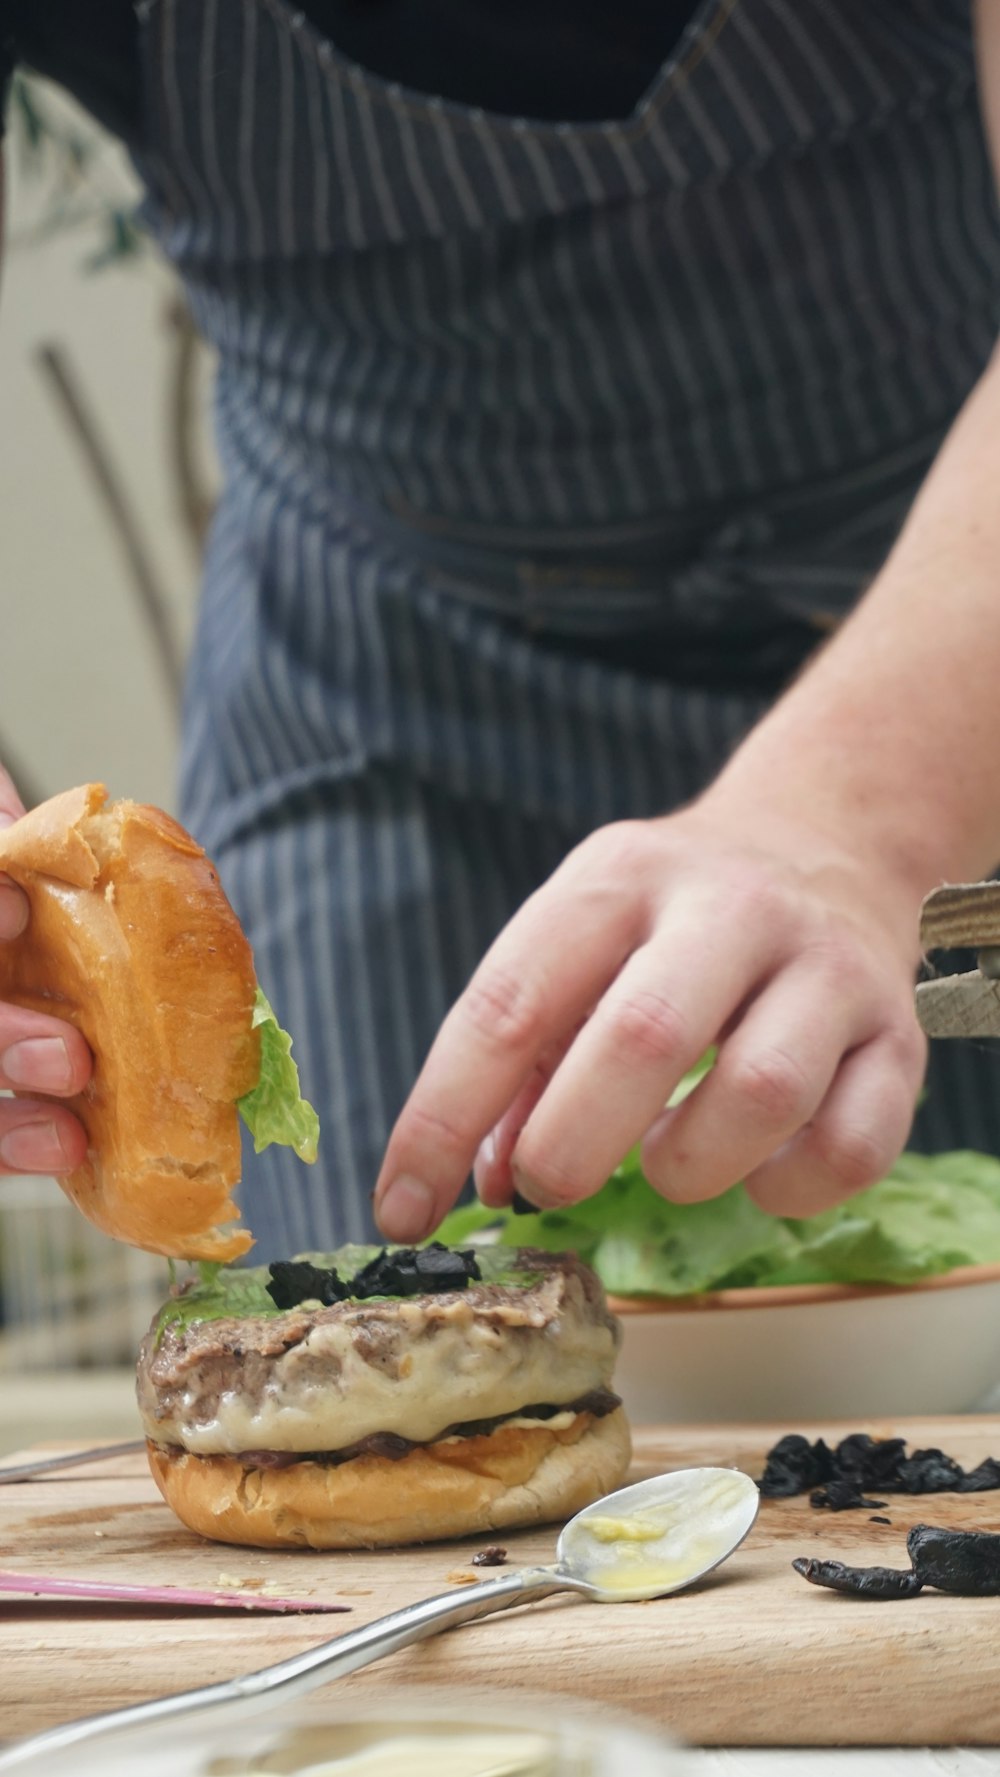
471, 1545, 508, 1567
446, 1569, 481, 1585
217, 1572, 287, 1597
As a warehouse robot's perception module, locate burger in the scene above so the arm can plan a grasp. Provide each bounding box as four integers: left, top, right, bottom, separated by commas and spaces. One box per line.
0, 784, 630, 1547
0, 782, 318, 1259
137, 1242, 632, 1548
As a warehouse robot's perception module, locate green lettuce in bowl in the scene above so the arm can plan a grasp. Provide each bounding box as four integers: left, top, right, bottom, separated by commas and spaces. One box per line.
438, 1147, 1000, 1296
435, 1060, 1000, 1420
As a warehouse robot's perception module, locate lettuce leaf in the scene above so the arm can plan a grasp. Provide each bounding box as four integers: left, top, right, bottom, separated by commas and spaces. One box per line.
438, 1155, 795, 1296
437, 1146, 1000, 1297
238, 988, 320, 1163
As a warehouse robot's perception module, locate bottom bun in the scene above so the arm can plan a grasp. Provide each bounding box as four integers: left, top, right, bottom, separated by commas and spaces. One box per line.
146, 1408, 632, 1549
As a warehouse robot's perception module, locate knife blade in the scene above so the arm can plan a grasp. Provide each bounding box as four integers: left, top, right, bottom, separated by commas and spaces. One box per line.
0, 1440, 146, 1484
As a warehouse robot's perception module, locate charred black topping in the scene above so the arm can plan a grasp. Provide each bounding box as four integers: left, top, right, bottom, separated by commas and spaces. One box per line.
761, 1432, 1000, 1503
908, 1525, 1000, 1595
266, 1243, 482, 1310
792, 1558, 923, 1600
266, 1259, 347, 1309
160, 1387, 621, 1471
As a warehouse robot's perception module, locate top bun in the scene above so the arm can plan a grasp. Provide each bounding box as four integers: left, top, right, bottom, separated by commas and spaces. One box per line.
0, 784, 259, 1260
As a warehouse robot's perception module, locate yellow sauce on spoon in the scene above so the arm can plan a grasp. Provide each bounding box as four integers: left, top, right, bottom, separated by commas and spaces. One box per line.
564, 1470, 756, 1598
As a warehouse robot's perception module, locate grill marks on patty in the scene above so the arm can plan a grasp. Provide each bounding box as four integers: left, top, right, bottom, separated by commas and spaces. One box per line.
149, 1387, 623, 1469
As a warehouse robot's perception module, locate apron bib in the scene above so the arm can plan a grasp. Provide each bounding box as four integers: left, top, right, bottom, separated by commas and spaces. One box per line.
131, 0, 1000, 1252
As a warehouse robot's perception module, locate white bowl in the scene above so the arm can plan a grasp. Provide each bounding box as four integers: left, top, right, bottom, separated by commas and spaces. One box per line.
0, 1692, 686, 1777
608, 1262, 1000, 1423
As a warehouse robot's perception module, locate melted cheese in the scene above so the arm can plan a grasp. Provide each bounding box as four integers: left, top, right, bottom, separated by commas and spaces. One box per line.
139, 1302, 617, 1453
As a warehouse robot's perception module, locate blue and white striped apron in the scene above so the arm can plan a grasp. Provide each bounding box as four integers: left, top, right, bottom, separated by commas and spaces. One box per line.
132, 0, 1000, 1259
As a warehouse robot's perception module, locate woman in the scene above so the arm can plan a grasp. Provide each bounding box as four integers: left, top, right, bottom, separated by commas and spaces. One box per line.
1, 0, 999, 1259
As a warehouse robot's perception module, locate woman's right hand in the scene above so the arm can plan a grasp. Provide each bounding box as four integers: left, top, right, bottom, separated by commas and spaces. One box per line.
0, 767, 91, 1176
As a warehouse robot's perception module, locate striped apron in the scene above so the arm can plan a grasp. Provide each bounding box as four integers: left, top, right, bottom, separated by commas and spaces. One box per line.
133, 0, 1000, 1259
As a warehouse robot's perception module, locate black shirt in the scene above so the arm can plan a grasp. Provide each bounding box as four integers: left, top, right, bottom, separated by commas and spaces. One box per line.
2, 0, 701, 141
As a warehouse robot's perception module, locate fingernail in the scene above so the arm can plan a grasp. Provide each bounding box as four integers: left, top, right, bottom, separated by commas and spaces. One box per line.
473, 1130, 496, 1196
511, 1161, 561, 1212
476, 1128, 498, 1173
0, 1121, 72, 1173
3, 1037, 74, 1091
376, 1174, 436, 1242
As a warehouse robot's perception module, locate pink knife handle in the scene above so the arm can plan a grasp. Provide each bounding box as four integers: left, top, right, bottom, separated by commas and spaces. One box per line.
0, 1571, 347, 1612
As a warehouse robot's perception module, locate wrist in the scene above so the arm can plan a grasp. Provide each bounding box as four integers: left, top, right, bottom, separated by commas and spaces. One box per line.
697, 745, 954, 943
702, 656, 1000, 909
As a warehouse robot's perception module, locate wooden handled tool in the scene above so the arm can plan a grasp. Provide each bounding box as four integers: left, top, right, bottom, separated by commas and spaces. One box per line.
916, 881, 1000, 1038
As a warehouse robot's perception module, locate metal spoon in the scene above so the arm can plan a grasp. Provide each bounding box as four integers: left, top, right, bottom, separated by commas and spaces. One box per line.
0, 1465, 758, 1771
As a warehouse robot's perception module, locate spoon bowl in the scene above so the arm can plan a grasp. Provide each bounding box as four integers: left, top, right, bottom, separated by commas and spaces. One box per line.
557, 1466, 760, 1602
0, 1466, 758, 1771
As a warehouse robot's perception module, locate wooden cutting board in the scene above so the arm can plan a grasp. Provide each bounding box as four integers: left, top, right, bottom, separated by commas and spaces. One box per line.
3, 1418, 1000, 1747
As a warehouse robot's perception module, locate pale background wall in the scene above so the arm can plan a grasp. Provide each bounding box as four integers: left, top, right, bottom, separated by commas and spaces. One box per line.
0, 88, 215, 1405
0, 82, 214, 815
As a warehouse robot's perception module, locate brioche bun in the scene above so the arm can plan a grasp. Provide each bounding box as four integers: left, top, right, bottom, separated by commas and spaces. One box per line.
146, 1408, 632, 1549
0, 783, 258, 1260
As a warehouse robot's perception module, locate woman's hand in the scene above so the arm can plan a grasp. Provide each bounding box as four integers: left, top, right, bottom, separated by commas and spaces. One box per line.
0, 767, 91, 1176
373, 791, 929, 1242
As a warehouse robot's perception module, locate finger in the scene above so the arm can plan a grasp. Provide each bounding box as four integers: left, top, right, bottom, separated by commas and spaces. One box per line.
0, 764, 26, 824
743, 1027, 926, 1217
374, 838, 651, 1240
474, 1036, 573, 1208
0, 765, 28, 939
0, 1098, 88, 1176
508, 906, 786, 1210
0, 1003, 92, 1097
639, 960, 883, 1206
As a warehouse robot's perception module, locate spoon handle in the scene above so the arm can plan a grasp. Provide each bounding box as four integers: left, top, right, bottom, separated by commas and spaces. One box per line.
0, 1566, 569, 1771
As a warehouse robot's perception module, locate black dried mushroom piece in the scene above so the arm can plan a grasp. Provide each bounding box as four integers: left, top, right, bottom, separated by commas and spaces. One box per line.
895, 1448, 966, 1494
908, 1525, 1000, 1595
759, 1435, 836, 1497
267, 1259, 347, 1310
792, 1557, 923, 1600
833, 1434, 908, 1489
760, 1431, 1000, 1499
810, 1480, 888, 1512
958, 1458, 1000, 1492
